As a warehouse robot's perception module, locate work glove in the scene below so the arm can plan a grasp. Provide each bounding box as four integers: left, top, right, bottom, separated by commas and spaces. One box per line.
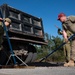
58, 28, 62, 35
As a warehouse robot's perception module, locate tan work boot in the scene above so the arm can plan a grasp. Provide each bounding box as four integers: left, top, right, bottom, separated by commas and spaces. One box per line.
64, 62, 69, 67
64, 60, 74, 67
68, 60, 74, 67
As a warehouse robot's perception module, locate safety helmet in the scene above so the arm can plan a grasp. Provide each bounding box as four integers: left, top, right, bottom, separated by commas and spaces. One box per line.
5, 18, 11, 24
58, 13, 66, 20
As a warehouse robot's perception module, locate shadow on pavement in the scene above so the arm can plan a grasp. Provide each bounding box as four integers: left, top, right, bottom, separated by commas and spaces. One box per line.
27, 62, 64, 67
0, 62, 64, 69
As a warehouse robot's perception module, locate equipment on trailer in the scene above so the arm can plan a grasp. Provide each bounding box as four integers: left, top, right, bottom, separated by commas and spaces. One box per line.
0, 4, 47, 65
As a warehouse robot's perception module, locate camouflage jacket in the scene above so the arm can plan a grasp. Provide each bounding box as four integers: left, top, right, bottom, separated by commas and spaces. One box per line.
62, 16, 75, 34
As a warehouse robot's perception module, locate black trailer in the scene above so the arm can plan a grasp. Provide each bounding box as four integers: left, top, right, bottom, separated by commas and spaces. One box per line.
0, 4, 47, 65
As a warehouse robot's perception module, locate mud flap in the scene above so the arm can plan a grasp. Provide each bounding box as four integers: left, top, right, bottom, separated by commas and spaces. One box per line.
24, 52, 33, 63
31, 53, 37, 62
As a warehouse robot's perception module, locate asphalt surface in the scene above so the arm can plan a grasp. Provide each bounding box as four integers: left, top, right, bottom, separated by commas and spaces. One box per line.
0, 62, 75, 75
0, 67, 75, 75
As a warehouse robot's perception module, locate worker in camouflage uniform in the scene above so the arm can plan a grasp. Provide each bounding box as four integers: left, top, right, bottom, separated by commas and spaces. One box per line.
0, 18, 11, 50
57, 13, 75, 67
58, 28, 72, 66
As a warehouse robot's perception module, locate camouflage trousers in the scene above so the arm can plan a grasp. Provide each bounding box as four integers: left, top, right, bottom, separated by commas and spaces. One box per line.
0, 36, 3, 50
0, 26, 4, 50
63, 41, 71, 62
71, 39, 75, 61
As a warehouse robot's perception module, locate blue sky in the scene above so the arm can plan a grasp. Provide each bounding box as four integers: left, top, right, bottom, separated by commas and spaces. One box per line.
0, 0, 75, 37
